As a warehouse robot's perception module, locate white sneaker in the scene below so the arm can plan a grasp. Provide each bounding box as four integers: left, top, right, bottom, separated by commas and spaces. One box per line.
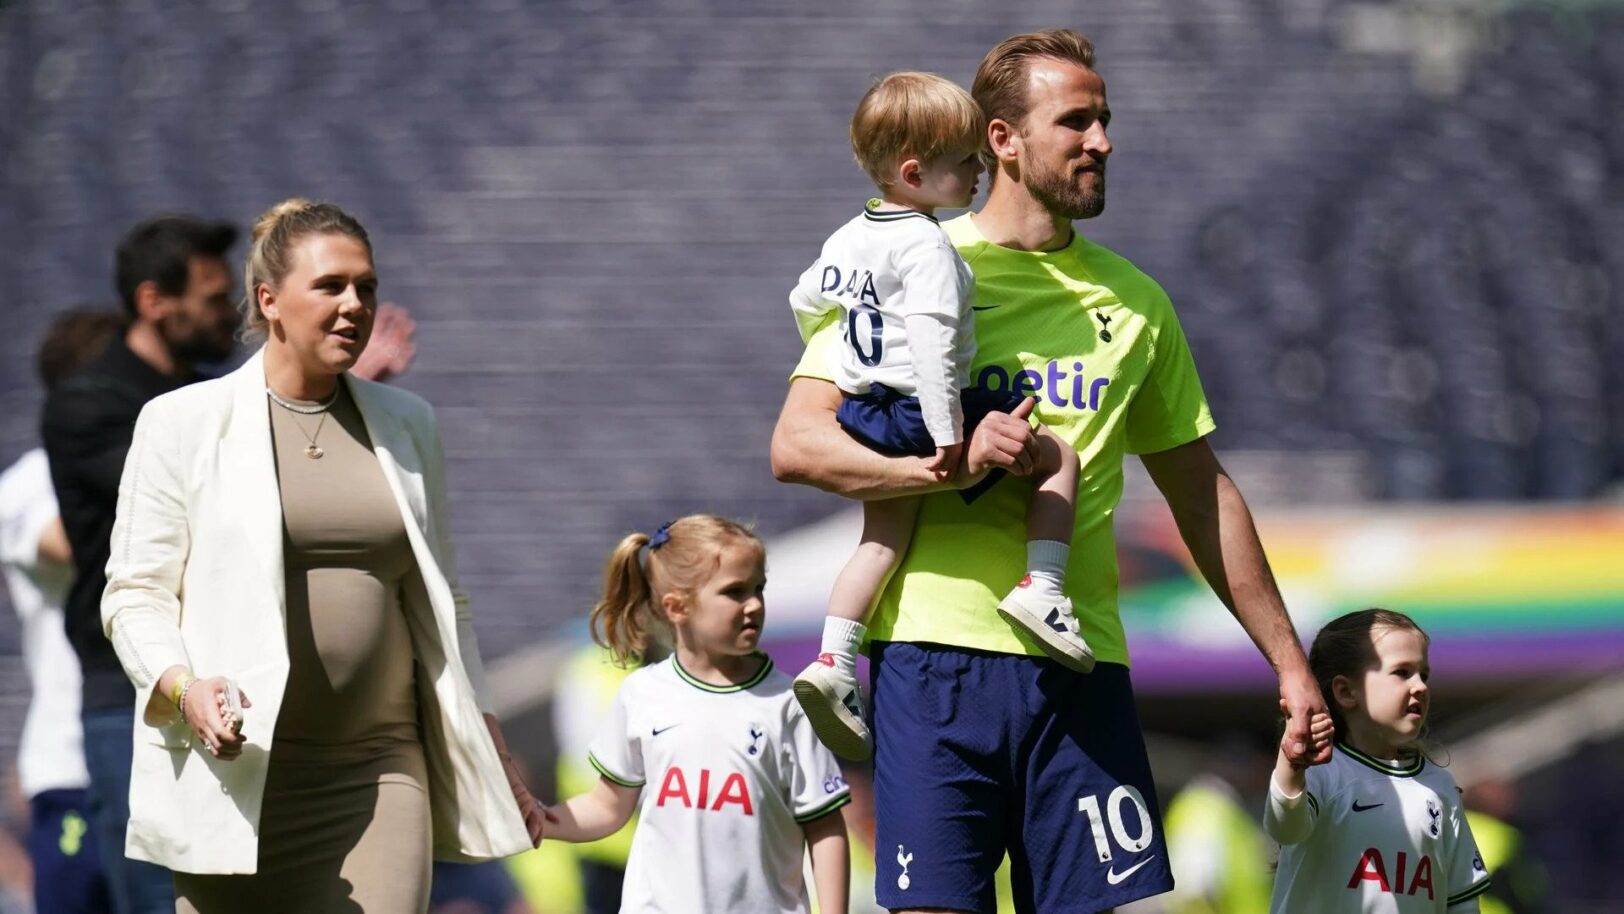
793, 656, 873, 761
997, 578, 1096, 673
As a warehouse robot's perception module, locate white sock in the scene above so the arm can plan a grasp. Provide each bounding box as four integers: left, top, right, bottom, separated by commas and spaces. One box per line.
819, 617, 865, 672
1027, 540, 1069, 591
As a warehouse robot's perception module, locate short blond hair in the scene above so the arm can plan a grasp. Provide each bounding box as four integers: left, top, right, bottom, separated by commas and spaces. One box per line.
850, 71, 985, 189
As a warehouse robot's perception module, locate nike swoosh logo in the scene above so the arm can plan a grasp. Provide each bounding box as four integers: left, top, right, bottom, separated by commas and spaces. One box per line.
652, 724, 680, 736
971, 305, 999, 311
1352, 801, 1383, 812
1106, 855, 1155, 885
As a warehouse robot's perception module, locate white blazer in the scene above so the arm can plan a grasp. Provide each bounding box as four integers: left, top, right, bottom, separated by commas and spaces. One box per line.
101, 348, 531, 874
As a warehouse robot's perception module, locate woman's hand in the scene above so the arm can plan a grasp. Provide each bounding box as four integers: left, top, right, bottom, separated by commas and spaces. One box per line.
504, 762, 550, 848
484, 713, 551, 846
181, 677, 252, 761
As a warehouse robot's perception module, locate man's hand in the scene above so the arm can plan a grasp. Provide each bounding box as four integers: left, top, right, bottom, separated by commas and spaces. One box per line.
1279, 669, 1334, 766
965, 397, 1039, 478
352, 303, 417, 383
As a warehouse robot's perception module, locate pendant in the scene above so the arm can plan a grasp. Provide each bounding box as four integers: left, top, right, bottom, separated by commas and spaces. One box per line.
305, 444, 324, 459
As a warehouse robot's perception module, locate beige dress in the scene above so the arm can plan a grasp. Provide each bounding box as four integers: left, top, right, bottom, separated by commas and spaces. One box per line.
176, 383, 432, 913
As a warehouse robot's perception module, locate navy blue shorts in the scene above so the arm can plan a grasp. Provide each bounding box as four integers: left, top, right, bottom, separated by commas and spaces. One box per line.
836, 384, 1026, 503
26, 789, 110, 914
870, 643, 1173, 913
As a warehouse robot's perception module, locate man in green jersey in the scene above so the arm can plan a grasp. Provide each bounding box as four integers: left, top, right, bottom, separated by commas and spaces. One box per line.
771, 29, 1331, 914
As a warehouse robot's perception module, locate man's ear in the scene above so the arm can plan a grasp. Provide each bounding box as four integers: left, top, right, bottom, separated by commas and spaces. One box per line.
132, 280, 167, 321
987, 117, 1022, 169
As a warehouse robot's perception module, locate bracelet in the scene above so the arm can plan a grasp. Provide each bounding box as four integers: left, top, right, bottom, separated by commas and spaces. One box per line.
177, 677, 199, 717
169, 673, 197, 711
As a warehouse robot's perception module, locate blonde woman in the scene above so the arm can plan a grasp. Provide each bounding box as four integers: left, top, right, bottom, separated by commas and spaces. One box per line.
102, 200, 545, 912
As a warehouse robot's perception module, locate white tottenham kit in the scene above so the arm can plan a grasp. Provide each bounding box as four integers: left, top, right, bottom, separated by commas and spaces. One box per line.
789, 205, 977, 448
588, 656, 851, 914
0, 448, 90, 800
1266, 744, 1491, 913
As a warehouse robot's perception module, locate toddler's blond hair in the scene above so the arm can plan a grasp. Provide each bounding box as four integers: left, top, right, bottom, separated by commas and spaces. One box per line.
850, 71, 985, 190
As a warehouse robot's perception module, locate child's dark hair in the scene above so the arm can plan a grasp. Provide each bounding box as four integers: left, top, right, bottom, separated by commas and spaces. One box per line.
589, 514, 763, 665
1309, 608, 1432, 746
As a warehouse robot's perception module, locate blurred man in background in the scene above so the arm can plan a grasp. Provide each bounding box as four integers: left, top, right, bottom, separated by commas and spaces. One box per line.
41, 217, 239, 914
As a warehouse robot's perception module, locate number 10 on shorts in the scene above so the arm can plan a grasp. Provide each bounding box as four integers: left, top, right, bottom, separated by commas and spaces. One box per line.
1077, 786, 1154, 863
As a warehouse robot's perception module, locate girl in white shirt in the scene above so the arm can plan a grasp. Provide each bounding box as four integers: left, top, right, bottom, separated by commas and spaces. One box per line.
543, 514, 850, 914
1266, 609, 1491, 913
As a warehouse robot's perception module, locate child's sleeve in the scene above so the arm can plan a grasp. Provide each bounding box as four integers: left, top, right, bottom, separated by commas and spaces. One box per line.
785, 705, 852, 825
586, 683, 645, 789
1445, 790, 1492, 910
789, 259, 836, 344
897, 236, 968, 447
0, 468, 56, 572
1263, 766, 1323, 846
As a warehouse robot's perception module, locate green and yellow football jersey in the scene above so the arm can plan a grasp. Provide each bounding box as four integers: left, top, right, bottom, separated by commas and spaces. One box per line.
792, 213, 1215, 663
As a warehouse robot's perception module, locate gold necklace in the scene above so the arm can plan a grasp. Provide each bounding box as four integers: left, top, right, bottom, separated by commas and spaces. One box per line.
267, 389, 336, 459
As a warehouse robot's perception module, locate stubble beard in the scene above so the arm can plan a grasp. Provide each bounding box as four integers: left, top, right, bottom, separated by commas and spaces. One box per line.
1026, 158, 1106, 221
160, 313, 237, 366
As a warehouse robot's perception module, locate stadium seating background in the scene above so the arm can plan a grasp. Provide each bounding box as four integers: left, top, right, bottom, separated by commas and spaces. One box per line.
1, 2, 1620, 905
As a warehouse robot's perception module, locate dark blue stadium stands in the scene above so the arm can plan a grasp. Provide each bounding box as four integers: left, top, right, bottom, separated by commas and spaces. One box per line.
1, 0, 1619, 652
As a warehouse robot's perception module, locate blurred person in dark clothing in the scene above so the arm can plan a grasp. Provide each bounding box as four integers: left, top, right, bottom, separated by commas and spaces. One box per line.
2, 308, 126, 914
430, 861, 534, 914
41, 216, 239, 914
1465, 778, 1549, 914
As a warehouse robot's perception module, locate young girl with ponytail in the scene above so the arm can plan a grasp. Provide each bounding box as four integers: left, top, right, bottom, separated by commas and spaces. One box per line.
544, 514, 851, 914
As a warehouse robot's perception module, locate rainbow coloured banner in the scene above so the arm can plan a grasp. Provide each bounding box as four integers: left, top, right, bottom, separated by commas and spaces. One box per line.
1118, 505, 1624, 689
762, 505, 1624, 690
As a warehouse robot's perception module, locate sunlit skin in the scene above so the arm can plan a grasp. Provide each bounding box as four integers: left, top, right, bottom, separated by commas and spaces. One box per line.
1334, 625, 1432, 760
257, 233, 379, 401
979, 59, 1114, 252
660, 539, 769, 685
881, 145, 984, 215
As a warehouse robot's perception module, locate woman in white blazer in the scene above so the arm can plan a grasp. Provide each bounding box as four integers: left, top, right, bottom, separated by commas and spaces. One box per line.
102, 199, 545, 913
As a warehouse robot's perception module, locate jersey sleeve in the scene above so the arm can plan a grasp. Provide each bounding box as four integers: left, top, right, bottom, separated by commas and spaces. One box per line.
897, 236, 970, 446
789, 317, 840, 383
586, 681, 646, 788
1263, 766, 1324, 846
904, 312, 965, 446
784, 705, 851, 824
1445, 790, 1492, 910
788, 259, 836, 344
0, 459, 57, 571
1123, 301, 1217, 455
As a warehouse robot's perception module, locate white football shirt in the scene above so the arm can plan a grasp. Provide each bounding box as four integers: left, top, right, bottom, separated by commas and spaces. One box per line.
588, 655, 851, 914
0, 448, 90, 798
1265, 744, 1491, 913
789, 203, 977, 447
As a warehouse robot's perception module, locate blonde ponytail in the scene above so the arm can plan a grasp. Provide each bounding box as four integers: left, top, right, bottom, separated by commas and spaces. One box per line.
241, 198, 372, 341
590, 532, 657, 665
588, 515, 765, 665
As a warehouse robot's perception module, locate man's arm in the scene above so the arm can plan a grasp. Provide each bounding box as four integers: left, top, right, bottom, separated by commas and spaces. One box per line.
769, 377, 1039, 500
1140, 436, 1331, 766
